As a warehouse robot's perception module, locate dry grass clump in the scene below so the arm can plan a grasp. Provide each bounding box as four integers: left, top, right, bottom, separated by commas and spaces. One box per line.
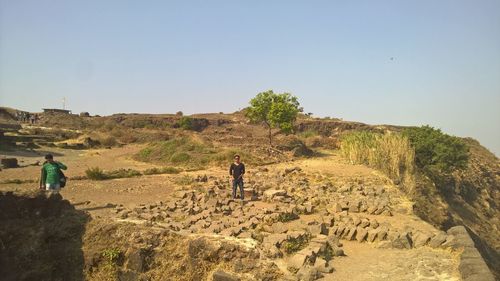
340, 131, 416, 192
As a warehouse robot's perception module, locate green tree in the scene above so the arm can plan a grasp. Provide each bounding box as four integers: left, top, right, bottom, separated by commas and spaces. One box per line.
403, 125, 469, 175
246, 90, 302, 146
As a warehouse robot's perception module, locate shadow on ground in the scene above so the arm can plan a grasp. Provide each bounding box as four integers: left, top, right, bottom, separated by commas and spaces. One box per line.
0, 191, 89, 281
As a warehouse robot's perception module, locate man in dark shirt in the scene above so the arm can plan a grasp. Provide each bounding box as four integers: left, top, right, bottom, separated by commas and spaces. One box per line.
229, 154, 245, 200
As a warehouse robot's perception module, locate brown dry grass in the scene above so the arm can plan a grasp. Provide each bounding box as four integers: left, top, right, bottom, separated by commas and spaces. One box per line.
340, 131, 416, 193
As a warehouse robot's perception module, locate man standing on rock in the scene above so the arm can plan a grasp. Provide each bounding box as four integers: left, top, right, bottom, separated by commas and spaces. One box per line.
229, 154, 245, 201
40, 154, 67, 193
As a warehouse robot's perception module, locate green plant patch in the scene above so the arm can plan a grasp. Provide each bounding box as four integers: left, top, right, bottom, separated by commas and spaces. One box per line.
281, 234, 311, 254
143, 166, 181, 175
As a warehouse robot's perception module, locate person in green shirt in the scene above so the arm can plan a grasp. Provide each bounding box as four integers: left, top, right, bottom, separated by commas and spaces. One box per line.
40, 154, 67, 193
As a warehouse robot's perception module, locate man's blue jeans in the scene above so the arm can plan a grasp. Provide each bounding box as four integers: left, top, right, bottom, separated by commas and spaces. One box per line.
232, 178, 244, 200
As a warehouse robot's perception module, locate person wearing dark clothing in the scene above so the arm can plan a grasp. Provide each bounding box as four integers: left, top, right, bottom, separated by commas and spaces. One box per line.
229, 155, 245, 200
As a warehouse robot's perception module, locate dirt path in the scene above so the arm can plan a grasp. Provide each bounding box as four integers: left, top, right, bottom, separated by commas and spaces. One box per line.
327, 241, 460, 281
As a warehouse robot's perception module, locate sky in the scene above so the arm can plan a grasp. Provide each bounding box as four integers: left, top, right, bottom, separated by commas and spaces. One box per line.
0, 0, 499, 155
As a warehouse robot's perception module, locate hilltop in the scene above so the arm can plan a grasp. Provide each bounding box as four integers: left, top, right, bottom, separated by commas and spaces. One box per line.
0, 108, 497, 280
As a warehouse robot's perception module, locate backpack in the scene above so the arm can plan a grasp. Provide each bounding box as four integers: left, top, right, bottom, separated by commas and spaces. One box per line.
59, 169, 67, 188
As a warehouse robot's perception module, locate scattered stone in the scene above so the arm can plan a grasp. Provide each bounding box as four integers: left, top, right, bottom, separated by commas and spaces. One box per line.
349, 201, 360, 213
213, 270, 240, 281
360, 218, 370, 228
314, 257, 334, 273
412, 232, 432, 247
304, 202, 314, 214
271, 222, 288, 234
296, 265, 321, 281
263, 189, 287, 201
308, 223, 328, 236
124, 248, 146, 272
391, 232, 412, 249
331, 246, 344, 256
355, 227, 368, 242
345, 227, 357, 241
367, 229, 380, 242
287, 253, 309, 272
429, 233, 447, 248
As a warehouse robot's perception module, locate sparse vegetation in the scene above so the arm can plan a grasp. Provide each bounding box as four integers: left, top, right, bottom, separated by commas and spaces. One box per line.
134, 137, 262, 168
107, 168, 142, 179
102, 248, 122, 265
85, 167, 107, 180
85, 167, 142, 180
176, 116, 194, 130
143, 166, 182, 175
276, 212, 299, 223
174, 175, 195, 185
281, 234, 311, 254
340, 131, 416, 189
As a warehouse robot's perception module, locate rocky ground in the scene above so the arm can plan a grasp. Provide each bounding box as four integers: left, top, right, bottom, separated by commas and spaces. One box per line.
1, 145, 473, 280
1, 112, 496, 280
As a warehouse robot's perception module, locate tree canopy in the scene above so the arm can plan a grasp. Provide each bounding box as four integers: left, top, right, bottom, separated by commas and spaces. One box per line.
246, 90, 302, 145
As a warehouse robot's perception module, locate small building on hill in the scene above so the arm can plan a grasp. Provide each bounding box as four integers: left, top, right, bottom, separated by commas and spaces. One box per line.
42, 108, 71, 114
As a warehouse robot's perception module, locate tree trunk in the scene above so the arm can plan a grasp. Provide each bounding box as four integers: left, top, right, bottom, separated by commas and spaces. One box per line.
268, 126, 272, 147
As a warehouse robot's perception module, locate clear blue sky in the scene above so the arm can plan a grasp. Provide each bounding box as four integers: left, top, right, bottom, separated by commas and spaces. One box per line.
1, 0, 499, 155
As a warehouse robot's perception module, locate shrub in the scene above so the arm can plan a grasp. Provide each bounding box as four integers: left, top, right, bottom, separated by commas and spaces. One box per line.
143, 167, 181, 175
85, 167, 107, 180
85, 167, 141, 180
281, 234, 311, 254
177, 116, 193, 130
403, 125, 469, 174
106, 168, 141, 179
102, 248, 122, 266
